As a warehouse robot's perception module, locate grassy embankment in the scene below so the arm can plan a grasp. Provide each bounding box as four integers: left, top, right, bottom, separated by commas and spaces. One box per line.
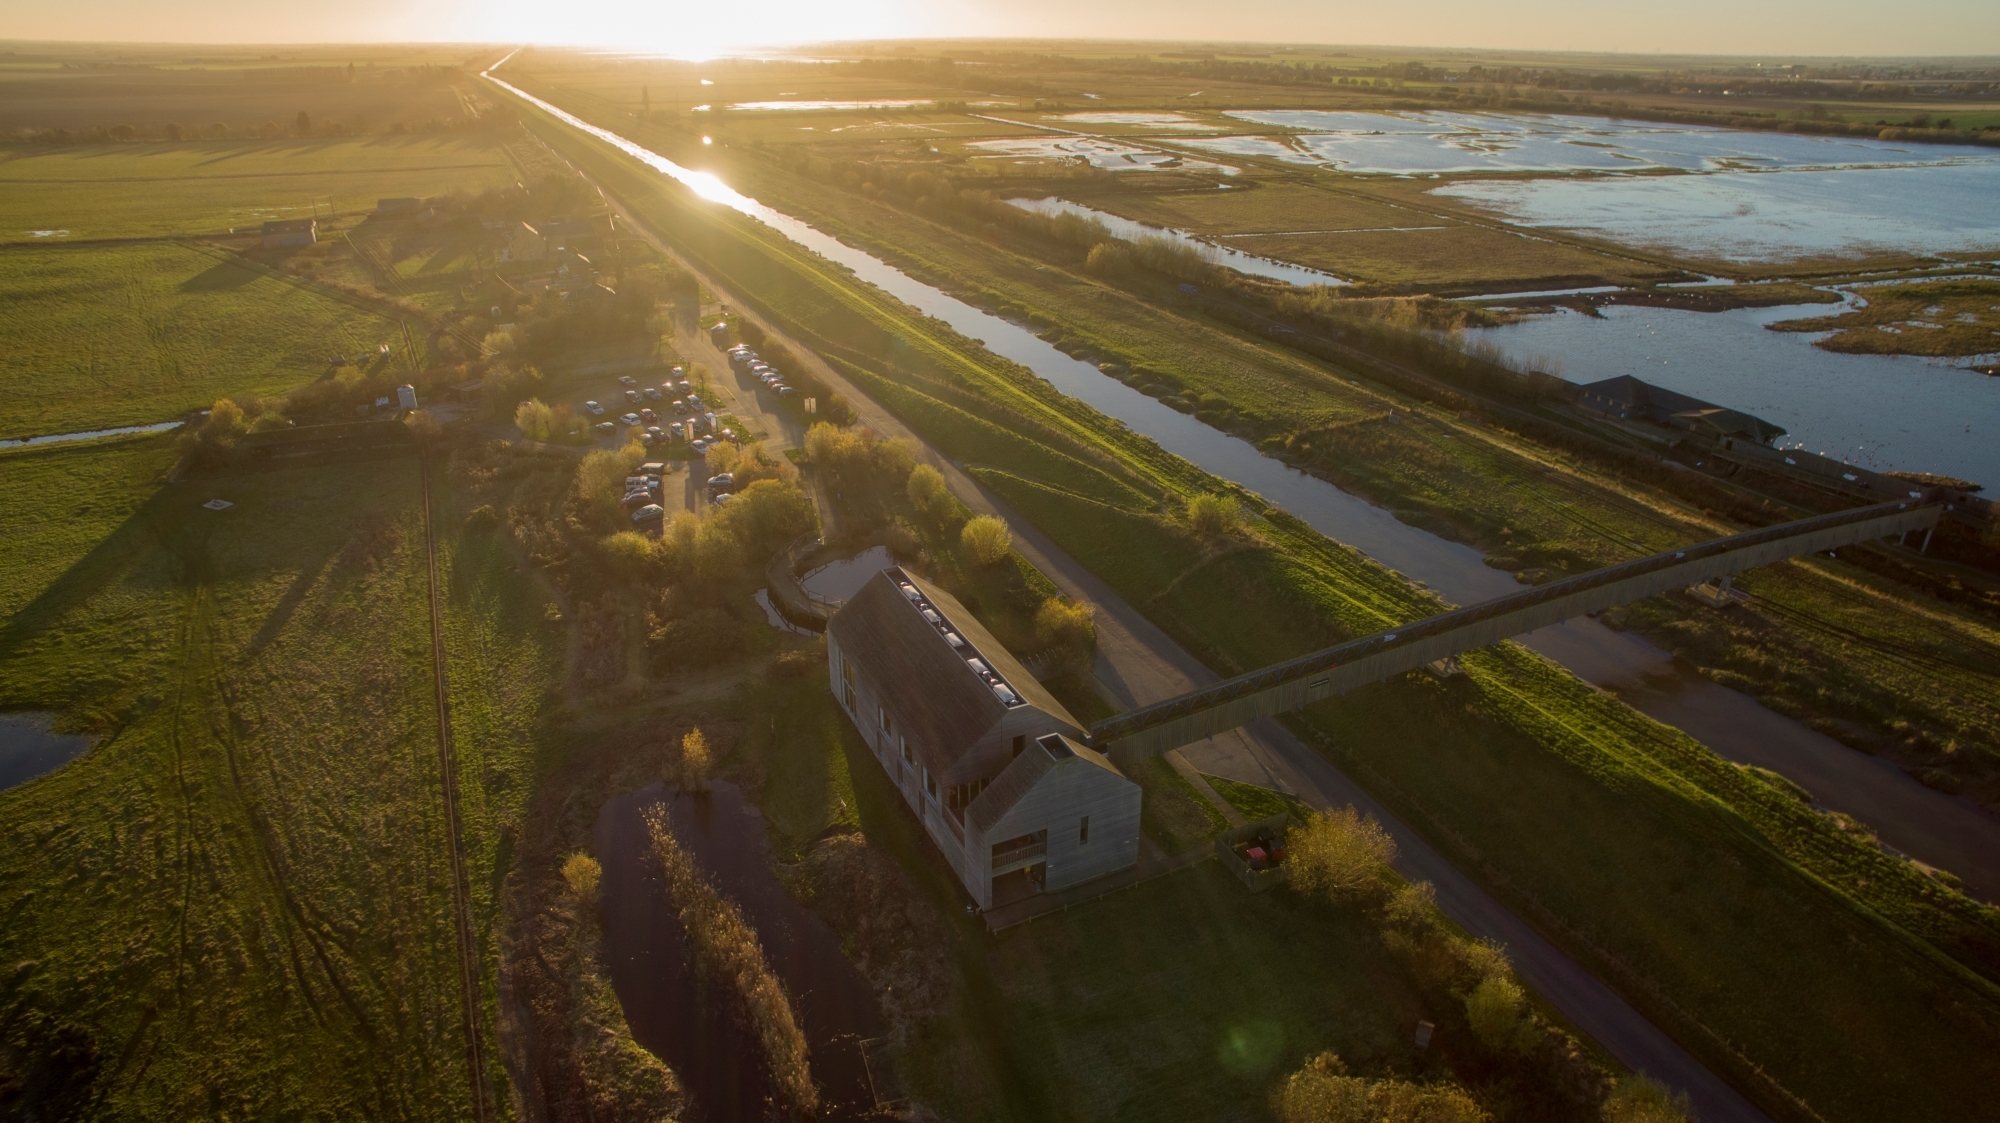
0, 241, 412, 436
1768, 278, 2000, 358
0, 135, 519, 242
706, 130, 2000, 811
0, 444, 488, 1118
513, 89, 2000, 1122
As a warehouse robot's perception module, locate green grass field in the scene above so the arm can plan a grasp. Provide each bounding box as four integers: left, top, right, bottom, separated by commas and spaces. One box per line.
513, 94, 2000, 1120
0, 242, 408, 435
0, 449, 479, 1118
0, 135, 518, 241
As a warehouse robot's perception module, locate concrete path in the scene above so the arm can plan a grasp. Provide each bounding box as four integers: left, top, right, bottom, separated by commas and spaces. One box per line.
589, 179, 1770, 1123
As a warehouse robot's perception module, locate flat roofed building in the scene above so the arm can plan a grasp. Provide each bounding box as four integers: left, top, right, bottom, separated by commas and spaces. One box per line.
1577, 375, 1786, 446
828, 568, 1141, 908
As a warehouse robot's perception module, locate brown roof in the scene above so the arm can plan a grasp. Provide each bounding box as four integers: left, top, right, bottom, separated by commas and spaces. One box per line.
829, 568, 1077, 772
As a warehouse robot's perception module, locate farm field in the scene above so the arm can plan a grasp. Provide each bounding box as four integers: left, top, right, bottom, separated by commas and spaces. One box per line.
0, 241, 409, 436
0, 134, 519, 240
0, 433, 178, 622
513, 96, 2000, 1119
0, 451, 485, 1119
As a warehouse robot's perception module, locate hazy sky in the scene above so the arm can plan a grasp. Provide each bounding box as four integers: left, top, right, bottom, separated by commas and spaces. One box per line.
5, 0, 1998, 58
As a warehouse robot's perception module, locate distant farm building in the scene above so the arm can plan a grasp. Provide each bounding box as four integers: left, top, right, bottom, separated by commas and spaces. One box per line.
1577, 375, 1786, 445
828, 569, 1141, 910
260, 219, 316, 248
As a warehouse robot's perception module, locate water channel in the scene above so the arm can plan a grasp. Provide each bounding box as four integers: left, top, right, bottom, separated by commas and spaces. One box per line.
596, 782, 884, 1119
489, 64, 2000, 900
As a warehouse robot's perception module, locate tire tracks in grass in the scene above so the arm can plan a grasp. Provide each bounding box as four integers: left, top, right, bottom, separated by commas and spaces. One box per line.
420, 454, 496, 1123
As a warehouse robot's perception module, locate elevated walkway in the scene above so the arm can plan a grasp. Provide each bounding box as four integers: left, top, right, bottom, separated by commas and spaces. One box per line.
1089, 497, 1942, 757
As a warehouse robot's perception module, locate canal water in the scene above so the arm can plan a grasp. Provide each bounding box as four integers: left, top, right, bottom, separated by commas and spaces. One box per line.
595, 782, 884, 1119
492, 64, 1999, 898
1466, 301, 2000, 488
0, 712, 92, 791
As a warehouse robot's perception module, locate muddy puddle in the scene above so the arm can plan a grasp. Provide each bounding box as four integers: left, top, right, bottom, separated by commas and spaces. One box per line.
0, 712, 92, 791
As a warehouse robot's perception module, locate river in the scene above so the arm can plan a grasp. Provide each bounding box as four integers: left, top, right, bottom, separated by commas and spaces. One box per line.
487, 63, 2000, 901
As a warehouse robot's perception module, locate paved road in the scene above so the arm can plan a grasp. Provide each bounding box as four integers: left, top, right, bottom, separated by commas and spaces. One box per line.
589, 179, 1770, 1123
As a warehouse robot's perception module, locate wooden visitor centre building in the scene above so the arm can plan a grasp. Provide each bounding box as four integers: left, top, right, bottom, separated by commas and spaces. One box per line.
827, 568, 1141, 910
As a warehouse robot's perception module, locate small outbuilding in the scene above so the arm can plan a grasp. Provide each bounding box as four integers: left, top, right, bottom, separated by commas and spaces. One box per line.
260, 218, 316, 248
828, 568, 1142, 909
1576, 375, 1785, 446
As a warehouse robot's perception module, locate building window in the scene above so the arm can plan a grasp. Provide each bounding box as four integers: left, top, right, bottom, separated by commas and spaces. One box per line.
901, 739, 913, 765
880, 707, 892, 736
841, 658, 855, 711
923, 769, 937, 802
1079, 816, 1090, 845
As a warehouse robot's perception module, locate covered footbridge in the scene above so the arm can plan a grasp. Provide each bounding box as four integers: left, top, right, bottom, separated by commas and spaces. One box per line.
1086, 497, 1944, 758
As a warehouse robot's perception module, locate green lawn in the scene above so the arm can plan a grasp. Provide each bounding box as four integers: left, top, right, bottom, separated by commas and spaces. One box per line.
0, 242, 406, 435
0, 135, 517, 240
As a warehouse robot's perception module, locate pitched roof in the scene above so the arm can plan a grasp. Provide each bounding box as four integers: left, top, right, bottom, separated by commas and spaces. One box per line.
967, 733, 1126, 835
829, 568, 1078, 770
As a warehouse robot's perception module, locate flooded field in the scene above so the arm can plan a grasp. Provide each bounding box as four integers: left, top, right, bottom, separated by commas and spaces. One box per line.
0, 712, 91, 791
730, 99, 933, 111
1438, 161, 2000, 261
1199, 109, 1998, 175
1049, 111, 1222, 132
596, 782, 884, 1120
1470, 302, 2000, 486
1005, 196, 1347, 286
964, 135, 1237, 173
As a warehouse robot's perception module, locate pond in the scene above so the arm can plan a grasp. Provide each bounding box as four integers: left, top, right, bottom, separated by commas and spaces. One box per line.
1005, 196, 1348, 287
491, 65, 2000, 899
0, 712, 92, 791
596, 782, 884, 1120
800, 544, 893, 602
1468, 302, 2000, 487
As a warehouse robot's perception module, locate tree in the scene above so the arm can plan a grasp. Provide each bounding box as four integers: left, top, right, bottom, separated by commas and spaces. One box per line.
561, 853, 601, 906
601, 531, 658, 578
295, 110, 311, 137
960, 515, 1013, 566
1035, 597, 1096, 653
1465, 973, 1534, 1054
1288, 807, 1397, 904
1278, 1053, 1489, 1123
403, 409, 443, 446
907, 463, 945, 508
1601, 1075, 1693, 1123
178, 398, 250, 467
681, 728, 712, 791
1187, 493, 1243, 541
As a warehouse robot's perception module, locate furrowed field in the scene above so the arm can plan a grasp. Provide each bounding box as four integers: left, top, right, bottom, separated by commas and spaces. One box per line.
0, 135, 519, 241
510, 83, 2000, 1119
0, 242, 408, 436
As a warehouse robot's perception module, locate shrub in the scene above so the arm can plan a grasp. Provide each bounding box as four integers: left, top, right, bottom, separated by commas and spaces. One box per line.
576, 441, 646, 524
643, 810, 816, 1117
1277, 1052, 1489, 1123
463, 504, 500, 532
1465, 973, 1534, 1054
1384, 879, 1438, 927
178, 398, 250, 467
601, 531, 658, 579
561, 853, 602, 906
403, 409, 443, 446
1601, 1075, 1693, 1123
1288, 807, 1397, 904
1034, 597, 1096, 655
1187, 493, 1243, 541
961, 515, 1013, 566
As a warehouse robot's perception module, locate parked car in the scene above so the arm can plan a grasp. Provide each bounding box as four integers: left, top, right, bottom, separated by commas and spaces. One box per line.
624, 389, 641, 404
778, 386, 799, 399
583, 400, 605, 415
594, 421, 615, 433
640, 461, 666, 477
617, 375, 638, 387
672, 399, 688, 414
690, 438, 708, 455
619, 412, 642, 427
706, 472, 735, 497
642, 386, 663, 400
631, 504, 665, 524
669, 421, 685, 439
712, 492, 734, 506
645, 425, 664, 440
640, 407, 657, 423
